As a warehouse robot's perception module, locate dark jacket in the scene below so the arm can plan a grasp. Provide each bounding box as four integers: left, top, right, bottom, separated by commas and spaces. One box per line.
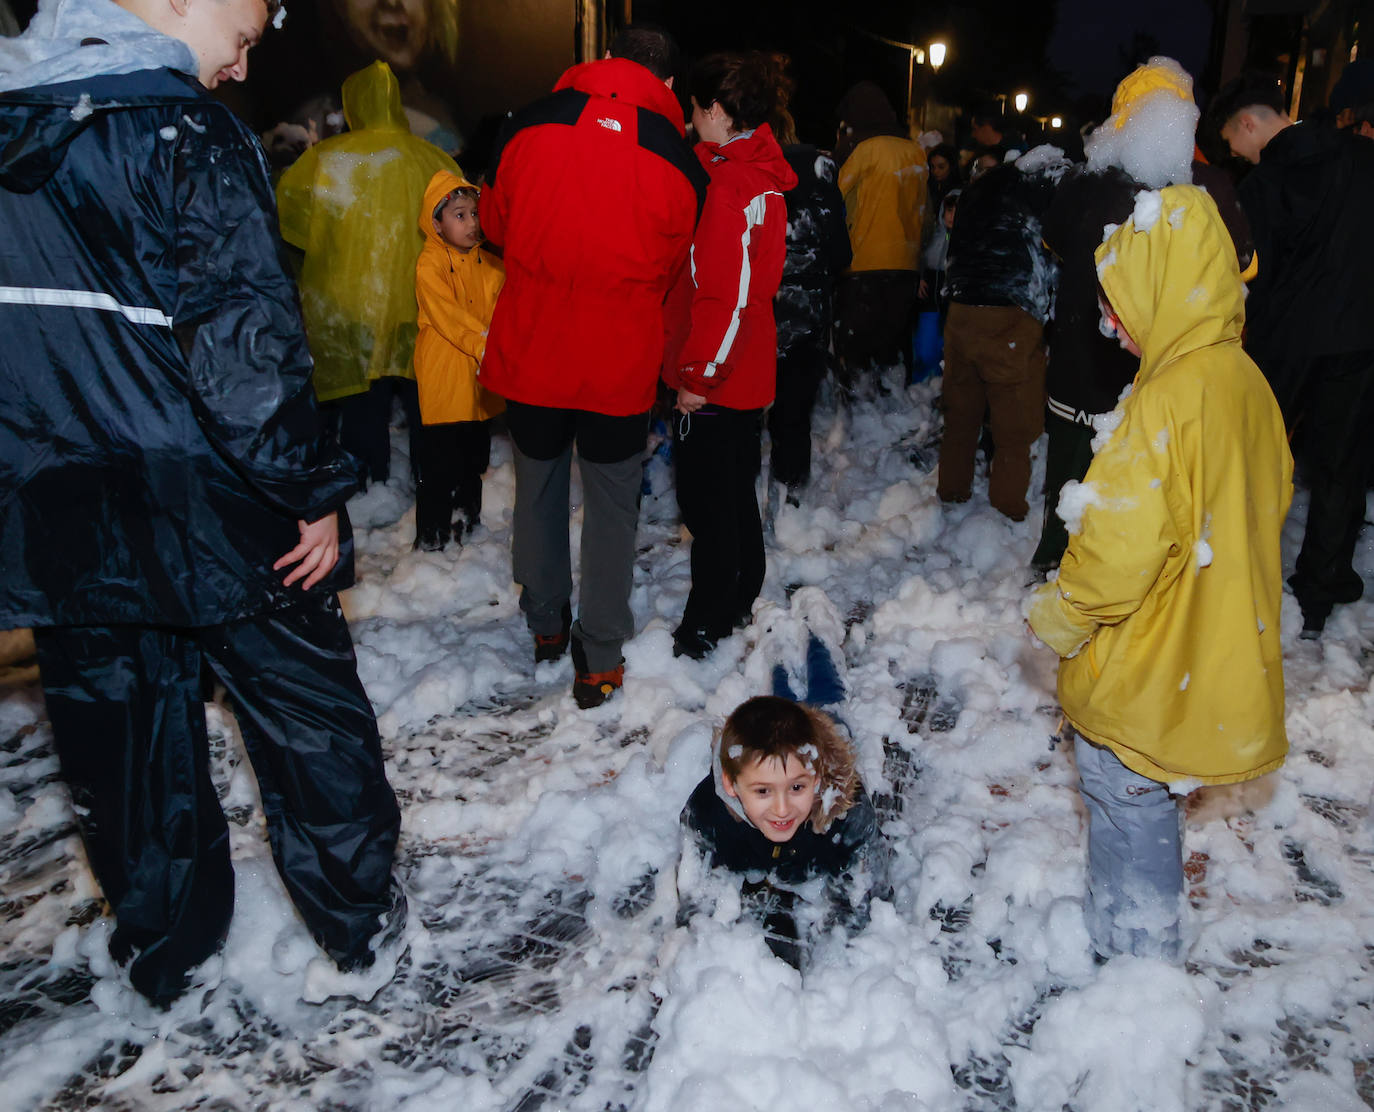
774, 144, 851, 352
946, 160, 1060, 323
681, 773, 879, 886
1239, 122, 1374, 372
1043, 161, 1256, 422
0, 69, 360, 629
479, 58, 708, 417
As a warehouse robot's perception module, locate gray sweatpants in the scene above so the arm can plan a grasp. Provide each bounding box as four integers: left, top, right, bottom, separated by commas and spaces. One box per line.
511, 443, 641, 673
1073, 730, 1183, 962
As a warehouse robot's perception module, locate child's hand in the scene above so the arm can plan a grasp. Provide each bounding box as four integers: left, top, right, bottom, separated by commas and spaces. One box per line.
274, 512, 340, 590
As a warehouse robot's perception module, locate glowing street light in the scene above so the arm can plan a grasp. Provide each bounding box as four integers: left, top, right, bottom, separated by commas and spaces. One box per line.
1050, 115, 1063, 129
929, 41, 947, 71
1014, 91, 1029, 113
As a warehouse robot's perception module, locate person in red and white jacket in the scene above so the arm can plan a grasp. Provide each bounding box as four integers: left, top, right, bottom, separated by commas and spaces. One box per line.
663, 51, 797, 660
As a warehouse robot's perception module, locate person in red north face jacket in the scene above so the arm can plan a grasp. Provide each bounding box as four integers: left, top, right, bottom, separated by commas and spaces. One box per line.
663, 52, 797, 660
479, 27, 707, 708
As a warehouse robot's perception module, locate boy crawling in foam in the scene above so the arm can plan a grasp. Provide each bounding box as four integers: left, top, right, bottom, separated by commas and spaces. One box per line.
679, 626, 887, 966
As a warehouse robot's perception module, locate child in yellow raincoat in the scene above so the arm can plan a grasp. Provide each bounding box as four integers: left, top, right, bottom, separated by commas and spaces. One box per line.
413, 171, 506, 550
1027, 184, 1293, 962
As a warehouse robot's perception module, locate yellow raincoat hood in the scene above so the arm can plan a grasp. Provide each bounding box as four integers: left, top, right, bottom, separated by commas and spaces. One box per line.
276, 63, 460, 401
342, 61, 409, 133
1028, 185, 1293, 785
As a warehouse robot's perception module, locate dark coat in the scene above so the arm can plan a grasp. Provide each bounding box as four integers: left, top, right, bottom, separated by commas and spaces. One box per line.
1043, 161, 1256, 422
945, 161, 1059, 323
775, 144, 851, 353
0, 69, 360, 629
681, 772, 879, 886
1239, 122, 1374, 373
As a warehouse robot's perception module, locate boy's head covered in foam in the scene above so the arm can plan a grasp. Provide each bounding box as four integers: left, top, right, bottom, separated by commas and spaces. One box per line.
718, 695, 858, 843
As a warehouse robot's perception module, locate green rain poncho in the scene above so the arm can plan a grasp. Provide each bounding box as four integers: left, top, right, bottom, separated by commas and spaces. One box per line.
277, 62, 461, 401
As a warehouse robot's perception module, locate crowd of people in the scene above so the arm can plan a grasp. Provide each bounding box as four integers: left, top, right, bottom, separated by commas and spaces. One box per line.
2, 0, 1372, 1010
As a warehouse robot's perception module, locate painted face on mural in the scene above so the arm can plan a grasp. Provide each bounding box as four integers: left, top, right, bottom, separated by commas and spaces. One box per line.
337, 0, 431, 72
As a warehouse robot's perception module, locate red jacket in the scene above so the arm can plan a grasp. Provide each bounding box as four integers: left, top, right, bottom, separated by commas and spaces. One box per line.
479, 59, 707, 416
662, 123, 797, 410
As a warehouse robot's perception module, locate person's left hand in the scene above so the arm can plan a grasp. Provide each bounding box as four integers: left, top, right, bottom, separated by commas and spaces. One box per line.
676, 386, 707, 414
274, 512, 340, 590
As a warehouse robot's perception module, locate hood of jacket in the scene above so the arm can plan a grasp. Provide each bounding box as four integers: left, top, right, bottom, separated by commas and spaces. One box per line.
1094, 183, 1244, 386
1085, 56, 1199, 189
709, 704, 859, 835
696, 123, 798, 192
554, 56, 685, 137
0, 0, 196, 94
1, 66, 200, 192
419, 168, 478, 244
342, 60, 408, 133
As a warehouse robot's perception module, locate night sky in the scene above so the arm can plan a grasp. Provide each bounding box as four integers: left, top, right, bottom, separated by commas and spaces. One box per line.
1048, 0, 1215, 98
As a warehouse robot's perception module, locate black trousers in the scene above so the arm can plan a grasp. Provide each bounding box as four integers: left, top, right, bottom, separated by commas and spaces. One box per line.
33, 597, 400, 1004
834, 271, 918, 389
327, 376, 422, 485
769, 340, 828, 487
415, 419, 492, 545
673, 405, 765, 640
1031, 411, 1097, 569
1279, 351, 1374, 621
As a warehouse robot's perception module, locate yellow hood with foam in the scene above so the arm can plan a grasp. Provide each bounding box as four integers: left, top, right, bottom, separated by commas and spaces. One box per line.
1028, 185, 1293, 785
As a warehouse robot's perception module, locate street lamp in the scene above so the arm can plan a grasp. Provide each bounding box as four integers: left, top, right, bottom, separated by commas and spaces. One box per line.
1014, 91, 1029, 113
1050, 115, 1063, 129
929, 41, 947, 72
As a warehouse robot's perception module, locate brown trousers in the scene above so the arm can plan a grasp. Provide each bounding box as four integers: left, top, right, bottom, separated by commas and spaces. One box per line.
937, 302, 1047, 520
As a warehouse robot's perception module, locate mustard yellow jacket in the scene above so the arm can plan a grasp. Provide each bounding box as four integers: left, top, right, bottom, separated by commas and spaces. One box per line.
1028, 184, 1293, 786
414, 172, 505, 425
277, 62, 460, 400
837, 135, 927, 273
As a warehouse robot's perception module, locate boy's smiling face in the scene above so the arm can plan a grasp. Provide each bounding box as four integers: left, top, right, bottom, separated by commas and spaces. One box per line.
723, 753, 819, 843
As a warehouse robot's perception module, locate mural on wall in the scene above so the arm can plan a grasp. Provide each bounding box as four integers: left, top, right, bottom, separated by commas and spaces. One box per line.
247, 0, 576, 174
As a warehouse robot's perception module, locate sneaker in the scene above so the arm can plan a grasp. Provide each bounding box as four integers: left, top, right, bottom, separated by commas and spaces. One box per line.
534, 603, 573, 664
671, 626, 717, 661
413, 528, 447, 552
571, 636, 624, 708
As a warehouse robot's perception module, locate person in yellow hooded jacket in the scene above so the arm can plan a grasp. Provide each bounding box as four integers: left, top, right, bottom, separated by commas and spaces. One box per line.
1027, 184, 1293, 962
277, 61, 460, 485
413, 170, 505, 549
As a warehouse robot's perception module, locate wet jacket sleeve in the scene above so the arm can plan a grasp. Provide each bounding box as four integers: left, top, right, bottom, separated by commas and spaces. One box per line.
823, 178, 854, 275
415, 259, 489, 361
173, 110, 359, 521
677, 187, 755, 394
1027, 400, 1177, 657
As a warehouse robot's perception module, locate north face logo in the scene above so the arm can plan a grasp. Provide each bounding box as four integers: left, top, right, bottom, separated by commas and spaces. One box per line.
597, 117, 623, 132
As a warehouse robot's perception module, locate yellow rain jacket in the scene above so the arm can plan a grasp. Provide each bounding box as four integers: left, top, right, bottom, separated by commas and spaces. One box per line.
838, 135, 927, 273
414, 172, 505, 425
276, 62, 461, 401
1028, 184, 1293, 786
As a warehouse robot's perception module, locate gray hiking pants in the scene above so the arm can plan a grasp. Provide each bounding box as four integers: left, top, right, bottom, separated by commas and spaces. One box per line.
1073, 730, 1183, 962
511, 440, 642, 674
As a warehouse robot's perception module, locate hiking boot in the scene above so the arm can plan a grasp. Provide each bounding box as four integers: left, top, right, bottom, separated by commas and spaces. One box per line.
534, 603, 573, 664
571, 636, 623, 708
